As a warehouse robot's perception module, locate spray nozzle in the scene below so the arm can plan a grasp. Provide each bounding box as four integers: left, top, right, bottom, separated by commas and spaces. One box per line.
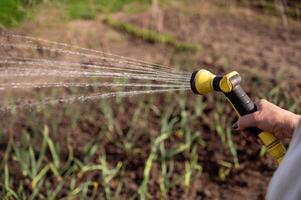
190, 69, 216, 95
190, 69, 286, 165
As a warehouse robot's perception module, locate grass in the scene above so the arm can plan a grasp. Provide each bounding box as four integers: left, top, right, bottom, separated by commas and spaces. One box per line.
63, 0, 99, 20
0, 0, 41, 27
103, 16, 201, 52
0, 0, 151, 27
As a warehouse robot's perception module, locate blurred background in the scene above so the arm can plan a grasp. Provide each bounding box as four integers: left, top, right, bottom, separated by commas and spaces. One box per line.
0, 0, 300, 199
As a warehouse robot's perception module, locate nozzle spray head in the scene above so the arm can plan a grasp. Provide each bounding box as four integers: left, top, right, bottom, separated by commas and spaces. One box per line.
190, 69, 216, 95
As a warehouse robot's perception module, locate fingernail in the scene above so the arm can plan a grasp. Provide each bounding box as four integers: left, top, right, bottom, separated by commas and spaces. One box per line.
232, 122, 239, 130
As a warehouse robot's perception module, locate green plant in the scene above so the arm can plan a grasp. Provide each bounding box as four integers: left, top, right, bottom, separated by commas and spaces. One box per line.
0, 0, 42, 27
64, 0, 98, 20
103, 16, 201, 52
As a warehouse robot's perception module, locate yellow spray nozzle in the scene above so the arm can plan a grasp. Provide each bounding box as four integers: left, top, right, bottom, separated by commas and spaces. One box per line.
190, 69, 216, 95
190, 69, 286, 165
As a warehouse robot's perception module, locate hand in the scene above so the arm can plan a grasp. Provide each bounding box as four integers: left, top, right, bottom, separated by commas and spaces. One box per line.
232, 99, 301, 143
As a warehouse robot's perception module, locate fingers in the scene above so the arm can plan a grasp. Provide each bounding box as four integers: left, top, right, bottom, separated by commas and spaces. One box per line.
243, 130, 257, 144
236, 99, 269, 131
231, 99, 270, 144
236, 112, 261, 131
232, 126, 257, 144
232, 112, 262, 144
274, 131, 286, 140
255, 99, 268, 110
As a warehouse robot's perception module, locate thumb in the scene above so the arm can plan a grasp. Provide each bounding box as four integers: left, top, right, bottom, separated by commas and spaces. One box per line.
236, 112, 261, 131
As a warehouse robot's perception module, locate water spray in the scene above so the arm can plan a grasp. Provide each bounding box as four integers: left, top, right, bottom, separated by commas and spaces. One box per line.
0, 32, 286, 165
190, 69, 286, 164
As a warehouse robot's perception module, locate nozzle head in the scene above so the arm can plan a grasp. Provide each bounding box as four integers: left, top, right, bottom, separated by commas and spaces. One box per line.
190, 71, 199, 94
190, 69, 216, 95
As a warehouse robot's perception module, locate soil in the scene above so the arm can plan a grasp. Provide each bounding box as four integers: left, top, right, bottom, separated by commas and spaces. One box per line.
2, 1, 301, 199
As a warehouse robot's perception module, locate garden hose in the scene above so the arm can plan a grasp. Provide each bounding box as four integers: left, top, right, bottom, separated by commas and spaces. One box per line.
190, 69, 286, 165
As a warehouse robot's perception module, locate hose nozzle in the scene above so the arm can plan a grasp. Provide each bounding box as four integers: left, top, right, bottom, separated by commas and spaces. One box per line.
190, 69, 286, 165
190, 69, 216, 95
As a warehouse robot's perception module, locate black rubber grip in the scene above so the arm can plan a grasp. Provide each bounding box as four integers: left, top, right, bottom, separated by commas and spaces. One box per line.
225, 85, 262, 136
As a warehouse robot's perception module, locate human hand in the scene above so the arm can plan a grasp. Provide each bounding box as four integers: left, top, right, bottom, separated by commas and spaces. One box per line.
232, 99, 301, 143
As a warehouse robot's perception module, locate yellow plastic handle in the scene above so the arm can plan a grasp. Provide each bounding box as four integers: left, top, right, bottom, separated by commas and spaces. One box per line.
258, 131, 286, 164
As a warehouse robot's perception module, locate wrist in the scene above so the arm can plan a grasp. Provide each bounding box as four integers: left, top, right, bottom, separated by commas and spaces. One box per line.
284, 113, 301, 135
